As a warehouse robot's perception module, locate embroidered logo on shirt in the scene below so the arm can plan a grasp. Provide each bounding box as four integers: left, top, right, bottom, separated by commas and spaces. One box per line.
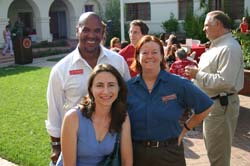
69, 69, 84, 75
161, 94, 177, 103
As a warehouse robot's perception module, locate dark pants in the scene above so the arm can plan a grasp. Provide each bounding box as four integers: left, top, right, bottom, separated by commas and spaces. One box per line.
133, 142, 186, 166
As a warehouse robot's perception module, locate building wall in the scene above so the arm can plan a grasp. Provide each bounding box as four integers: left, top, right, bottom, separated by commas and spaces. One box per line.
0, 0, 105, 47
123, 0, 250, 34
245, 0, 250, 11
150, 0, 179, 33
122, 0, 203, 34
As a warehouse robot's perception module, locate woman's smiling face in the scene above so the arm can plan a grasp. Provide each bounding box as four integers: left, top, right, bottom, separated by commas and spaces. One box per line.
138, 41, 162, 72
91, 72, 119, 107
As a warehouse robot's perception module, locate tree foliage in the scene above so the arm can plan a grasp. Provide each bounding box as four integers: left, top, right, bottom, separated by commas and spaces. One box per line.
183, 9, 207, 43
161, 13, 179, 33
233, 31, 250, 69
104, 0, 121, 46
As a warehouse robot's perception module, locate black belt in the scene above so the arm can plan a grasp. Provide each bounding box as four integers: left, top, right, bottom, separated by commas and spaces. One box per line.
211, 93, 234, 100
133, 138, 178, 148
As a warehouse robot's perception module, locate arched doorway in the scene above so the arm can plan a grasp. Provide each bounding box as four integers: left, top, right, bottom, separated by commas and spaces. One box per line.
8, 0, 35, 36
49, 0, 68, 40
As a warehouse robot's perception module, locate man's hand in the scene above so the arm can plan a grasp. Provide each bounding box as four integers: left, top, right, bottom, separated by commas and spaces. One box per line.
50, 136, 61, 164
185, 65, 198, 79
50, 145, 61, 164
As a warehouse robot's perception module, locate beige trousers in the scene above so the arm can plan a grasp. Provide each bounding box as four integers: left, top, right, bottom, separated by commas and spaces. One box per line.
203, 94, 239, 166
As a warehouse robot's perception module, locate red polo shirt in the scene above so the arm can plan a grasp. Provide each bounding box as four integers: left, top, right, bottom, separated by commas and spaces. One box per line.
119, 44, 138, 77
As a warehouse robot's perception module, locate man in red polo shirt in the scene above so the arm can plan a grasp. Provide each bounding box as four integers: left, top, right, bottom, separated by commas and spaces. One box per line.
119, 20, 149, 77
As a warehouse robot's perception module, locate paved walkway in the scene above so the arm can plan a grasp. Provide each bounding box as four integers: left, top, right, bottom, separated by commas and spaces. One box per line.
184, 94, 250, 166
0, 55, 250, 166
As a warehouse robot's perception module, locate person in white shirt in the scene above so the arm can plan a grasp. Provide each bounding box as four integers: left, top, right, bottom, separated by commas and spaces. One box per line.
2, 25, 14, 56
185, 10, 244, 166
45, 12, 130, 165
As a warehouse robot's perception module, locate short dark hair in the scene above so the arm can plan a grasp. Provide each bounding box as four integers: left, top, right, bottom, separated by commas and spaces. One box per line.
80, 64, 127, 133
175, 48, 187, 60
121, 40, 129, 49
130, 20, 149, 35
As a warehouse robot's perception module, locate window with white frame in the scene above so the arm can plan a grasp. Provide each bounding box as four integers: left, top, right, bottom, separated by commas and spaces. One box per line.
126, 2, 150, 21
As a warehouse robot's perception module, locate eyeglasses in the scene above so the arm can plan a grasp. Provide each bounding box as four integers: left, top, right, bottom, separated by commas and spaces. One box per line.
129, 31, 141, 35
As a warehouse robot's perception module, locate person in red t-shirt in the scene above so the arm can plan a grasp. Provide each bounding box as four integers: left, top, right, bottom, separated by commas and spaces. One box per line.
239, 17, 249, 34
170, 48, 198, 127
169, 48, 197, 80
119, 20, 149, 77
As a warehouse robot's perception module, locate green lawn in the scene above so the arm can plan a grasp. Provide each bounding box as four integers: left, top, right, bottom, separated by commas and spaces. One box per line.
0, 66, 51, 166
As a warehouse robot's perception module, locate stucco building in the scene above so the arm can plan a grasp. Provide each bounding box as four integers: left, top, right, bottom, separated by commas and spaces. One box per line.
122, 0, 250, 32
0, 0, 108, 47
0, 0, 249, 47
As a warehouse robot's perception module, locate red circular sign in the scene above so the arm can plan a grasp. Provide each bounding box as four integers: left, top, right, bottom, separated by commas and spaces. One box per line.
23, 38, 32, 48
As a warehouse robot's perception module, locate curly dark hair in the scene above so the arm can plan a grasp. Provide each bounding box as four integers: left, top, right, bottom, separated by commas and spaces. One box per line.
79, 64, 127, 133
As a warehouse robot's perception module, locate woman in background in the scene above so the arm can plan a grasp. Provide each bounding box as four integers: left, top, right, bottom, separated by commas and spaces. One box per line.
110, 37, 121, 52
239, 17, 249, 34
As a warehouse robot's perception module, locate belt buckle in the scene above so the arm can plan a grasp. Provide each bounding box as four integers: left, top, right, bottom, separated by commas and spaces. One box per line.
151, 141, 159, 148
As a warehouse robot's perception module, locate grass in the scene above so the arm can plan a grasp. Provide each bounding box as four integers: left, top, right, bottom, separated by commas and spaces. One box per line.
0, 66, 51, 166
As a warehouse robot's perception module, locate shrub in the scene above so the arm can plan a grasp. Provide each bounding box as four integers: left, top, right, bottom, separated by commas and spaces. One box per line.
104, 0, 121, 47
183, 9, 207, 43
161, 12, 179, 33
233, 31, 250, 69
32, 40, 68, 48
32, 48, 71, 58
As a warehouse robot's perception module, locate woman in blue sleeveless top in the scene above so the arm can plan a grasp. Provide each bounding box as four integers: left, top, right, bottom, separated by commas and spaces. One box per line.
56, 64, 133, 166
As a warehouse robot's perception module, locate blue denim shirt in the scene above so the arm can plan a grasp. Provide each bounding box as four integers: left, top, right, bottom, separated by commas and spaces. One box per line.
127, 70, 213, 141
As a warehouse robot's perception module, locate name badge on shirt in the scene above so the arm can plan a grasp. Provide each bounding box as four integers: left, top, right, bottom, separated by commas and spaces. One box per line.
161, 94, 177, 103
69, 69, 84, 75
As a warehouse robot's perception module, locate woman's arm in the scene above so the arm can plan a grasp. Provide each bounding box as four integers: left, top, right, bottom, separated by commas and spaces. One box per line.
61, 109, 79, 166
120, 115, 133, 166
178, 105, 214, 145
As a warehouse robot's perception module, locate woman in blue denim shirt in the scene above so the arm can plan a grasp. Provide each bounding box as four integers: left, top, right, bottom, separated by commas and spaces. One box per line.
126, 35, 214, 166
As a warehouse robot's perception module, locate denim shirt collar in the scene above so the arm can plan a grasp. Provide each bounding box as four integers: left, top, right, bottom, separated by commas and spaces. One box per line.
131, 70, 170, 88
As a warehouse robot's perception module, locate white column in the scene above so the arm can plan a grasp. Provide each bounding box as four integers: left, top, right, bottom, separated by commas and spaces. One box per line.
120, 0, 125, 41
33, 17, 52, 42
69, 16, 78, 39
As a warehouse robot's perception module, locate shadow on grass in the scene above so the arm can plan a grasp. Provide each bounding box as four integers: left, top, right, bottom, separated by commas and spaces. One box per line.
0, 66, 43, 77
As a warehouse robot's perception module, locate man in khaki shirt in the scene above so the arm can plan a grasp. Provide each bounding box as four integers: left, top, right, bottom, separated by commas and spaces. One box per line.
185, 10, 244, 166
